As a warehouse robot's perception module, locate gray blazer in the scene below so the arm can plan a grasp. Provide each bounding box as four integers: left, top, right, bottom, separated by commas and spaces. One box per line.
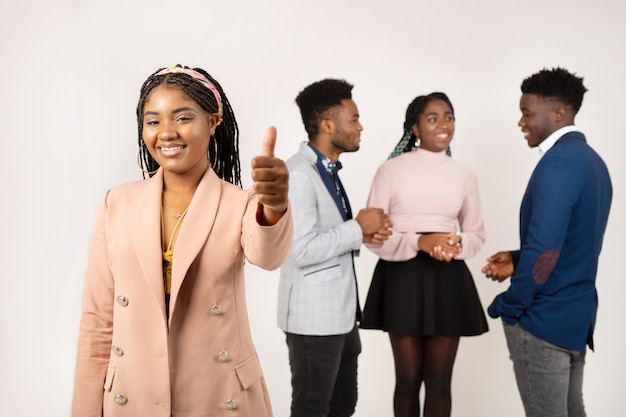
277, 142, 363, 335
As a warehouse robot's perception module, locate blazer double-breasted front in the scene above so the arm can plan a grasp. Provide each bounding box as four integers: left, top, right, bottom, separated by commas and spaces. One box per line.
71, 167, 293, 417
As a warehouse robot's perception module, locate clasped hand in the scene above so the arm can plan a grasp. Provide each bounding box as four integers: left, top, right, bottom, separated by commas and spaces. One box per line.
356, 208, 393, 245
418, 233, 462, 262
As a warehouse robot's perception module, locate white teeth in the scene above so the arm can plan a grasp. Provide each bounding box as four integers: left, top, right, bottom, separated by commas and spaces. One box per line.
161, 146, 184, 151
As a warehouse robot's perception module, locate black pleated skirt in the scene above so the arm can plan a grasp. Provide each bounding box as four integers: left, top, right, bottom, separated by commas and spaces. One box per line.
360, 251, 488, 337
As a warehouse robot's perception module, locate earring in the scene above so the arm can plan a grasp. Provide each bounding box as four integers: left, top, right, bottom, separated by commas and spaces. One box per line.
415, 137, 421, 148
137, 152, 158, 176
208, 136, 218, 169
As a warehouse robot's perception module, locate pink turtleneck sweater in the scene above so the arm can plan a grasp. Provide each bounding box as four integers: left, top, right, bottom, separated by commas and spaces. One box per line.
365, 147, 485, 261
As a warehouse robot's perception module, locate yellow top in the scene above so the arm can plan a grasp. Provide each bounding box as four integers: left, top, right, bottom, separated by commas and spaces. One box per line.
161, 207, 189, 295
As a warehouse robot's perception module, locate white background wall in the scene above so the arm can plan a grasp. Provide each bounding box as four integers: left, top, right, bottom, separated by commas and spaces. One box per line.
1, 0, 624, 416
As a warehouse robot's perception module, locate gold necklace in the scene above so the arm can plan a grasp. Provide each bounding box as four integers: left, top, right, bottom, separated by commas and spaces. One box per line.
163, 204, 188, 220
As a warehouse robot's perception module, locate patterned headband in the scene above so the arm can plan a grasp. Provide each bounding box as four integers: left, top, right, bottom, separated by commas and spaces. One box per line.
155, 66, 223, 119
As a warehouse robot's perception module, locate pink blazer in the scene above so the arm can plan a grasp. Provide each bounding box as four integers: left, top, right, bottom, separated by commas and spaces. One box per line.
71, 167, 293, 417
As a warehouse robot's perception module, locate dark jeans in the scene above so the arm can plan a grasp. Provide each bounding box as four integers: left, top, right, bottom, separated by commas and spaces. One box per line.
285, 325, 361, 417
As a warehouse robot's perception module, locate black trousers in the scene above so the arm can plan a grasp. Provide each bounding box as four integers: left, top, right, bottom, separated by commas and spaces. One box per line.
285, 325, 361, 417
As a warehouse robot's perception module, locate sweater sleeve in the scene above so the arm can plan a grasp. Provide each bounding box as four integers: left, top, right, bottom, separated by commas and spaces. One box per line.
456, 170, 486, 259
364, 164, 419, 261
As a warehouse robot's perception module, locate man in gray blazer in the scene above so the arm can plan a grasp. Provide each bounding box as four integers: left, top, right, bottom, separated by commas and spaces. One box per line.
278, 79, 391, 417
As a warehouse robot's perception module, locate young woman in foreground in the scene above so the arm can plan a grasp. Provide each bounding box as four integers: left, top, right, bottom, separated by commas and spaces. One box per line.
71, 65, 292, 417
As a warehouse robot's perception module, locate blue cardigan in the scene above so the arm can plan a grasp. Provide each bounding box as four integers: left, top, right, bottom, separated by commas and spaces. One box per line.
488, 132, 612, 352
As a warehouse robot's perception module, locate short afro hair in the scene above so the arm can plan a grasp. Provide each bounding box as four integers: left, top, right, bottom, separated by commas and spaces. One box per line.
295, 79, 353, 139
521, 67, 587, 113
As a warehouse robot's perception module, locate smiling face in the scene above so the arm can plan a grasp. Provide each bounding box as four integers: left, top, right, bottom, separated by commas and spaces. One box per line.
413, 99, 455, 153
518, 93, 561, 148
141, 85, 221, 179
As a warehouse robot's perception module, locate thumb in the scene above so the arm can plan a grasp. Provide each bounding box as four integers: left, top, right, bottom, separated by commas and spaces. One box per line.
261, 126, 277, 157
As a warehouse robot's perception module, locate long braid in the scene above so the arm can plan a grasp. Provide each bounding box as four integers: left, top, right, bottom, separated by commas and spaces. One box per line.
193, 67, 241, 186
388, 96, 426, 159
136, 65, 242, 186
136, 75, 161, 176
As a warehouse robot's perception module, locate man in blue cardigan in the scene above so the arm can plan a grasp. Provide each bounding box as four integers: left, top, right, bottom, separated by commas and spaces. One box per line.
483, 67, 612, 417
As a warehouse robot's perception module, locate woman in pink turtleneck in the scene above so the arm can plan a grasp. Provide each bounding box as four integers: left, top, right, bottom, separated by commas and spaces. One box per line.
361, 93, 488, 417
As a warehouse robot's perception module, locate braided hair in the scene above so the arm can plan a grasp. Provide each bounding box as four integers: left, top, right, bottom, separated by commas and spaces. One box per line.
136, 65, 241, 186
521, 67, 587, 113
388, 92, 455, 159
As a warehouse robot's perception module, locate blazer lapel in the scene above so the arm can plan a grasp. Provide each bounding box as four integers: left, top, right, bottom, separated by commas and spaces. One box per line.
132, 170, 167, 316
169, 168, 222, 317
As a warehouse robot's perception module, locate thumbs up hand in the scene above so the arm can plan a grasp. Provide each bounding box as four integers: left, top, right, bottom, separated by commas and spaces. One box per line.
251, 126, 289, 225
